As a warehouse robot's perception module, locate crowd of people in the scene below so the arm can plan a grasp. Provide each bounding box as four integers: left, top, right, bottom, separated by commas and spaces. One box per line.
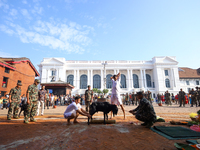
119, 87, 200, 107
1, 74, 199, 127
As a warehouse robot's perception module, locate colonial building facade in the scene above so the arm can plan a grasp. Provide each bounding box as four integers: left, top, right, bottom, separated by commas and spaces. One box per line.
38, 56, 182, 97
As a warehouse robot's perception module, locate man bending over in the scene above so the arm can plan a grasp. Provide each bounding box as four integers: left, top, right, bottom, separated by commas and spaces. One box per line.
64, 96, 91, 124
129, 92, 156, 128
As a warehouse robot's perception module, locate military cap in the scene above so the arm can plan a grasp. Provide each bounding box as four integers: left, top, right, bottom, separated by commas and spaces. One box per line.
35, 79, 40, 83
17, 82, 22, 86
88, 85, 91, 87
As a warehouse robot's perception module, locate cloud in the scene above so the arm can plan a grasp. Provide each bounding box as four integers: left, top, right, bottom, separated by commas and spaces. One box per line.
0, 25, 14, 35
31, 6, 43, 15
22, 0, 27, 4
21, 9, 32, 20
0, 51, 19, 58
10, 9, 18, 16
0, 20, 94, 54
65, 0, 88, 3
0, 0, 9, 12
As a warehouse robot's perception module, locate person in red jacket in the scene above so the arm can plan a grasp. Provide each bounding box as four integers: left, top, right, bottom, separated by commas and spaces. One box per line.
161, 94, 165, 104
185, 95, 188, 104
175, 94, 179, 104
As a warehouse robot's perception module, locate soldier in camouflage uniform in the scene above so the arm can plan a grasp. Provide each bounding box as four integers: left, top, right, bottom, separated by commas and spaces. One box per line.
46, 90, 50, 109
190, 88, 198, 107
165, 90, 171, 106
24, 79, 40, 124
196, 87, 200, 106
179, 89, 185, 107
85, 85, 93, 112
129, 92, 156, 128
157, 93, 161, 104
7, 82, 22, 120
147, 90, 152, 104
131, 92, 136, 105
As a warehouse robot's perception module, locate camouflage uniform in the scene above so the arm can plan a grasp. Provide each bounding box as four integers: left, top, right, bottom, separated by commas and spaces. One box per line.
165, 92, 171, 105
133, 98, 156, 123
147, 92, 152, 104
85, 90, 93, 112
46, 93, 50, 109
131, 93, 135, 105
196, 88, 200, 106
157, 94, 161, 103
24, 84, 39, 122
190, 90, 197, 107
7, 87, 21, 119
179, 91, 185, 107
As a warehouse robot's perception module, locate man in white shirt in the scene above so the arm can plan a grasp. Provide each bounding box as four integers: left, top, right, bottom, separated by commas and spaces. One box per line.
110, 72, 126, 119
64, 96, 91, 124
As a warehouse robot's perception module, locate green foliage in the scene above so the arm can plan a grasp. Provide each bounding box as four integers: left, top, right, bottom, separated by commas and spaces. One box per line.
103, 89, 109, 95
97, 90, 102, 95
93, 88, 98, 93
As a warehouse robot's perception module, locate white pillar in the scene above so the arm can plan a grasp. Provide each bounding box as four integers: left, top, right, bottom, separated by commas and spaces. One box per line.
127, 69, 130, 89
170, 68, 174, 89
101, 69, 104, 90
77, 70, 80, 89
143, 69, 147, 89
87, 70, 90, 86
140, 69, 144, 89
130, 69, 133, 89
91, 70, 93, 88
114, 69, 116, 75
74, 70, 77, 88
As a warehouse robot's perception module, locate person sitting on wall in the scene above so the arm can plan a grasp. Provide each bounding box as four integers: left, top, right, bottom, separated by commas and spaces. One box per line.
64, 96, 91, 125
129, 92, 156, 128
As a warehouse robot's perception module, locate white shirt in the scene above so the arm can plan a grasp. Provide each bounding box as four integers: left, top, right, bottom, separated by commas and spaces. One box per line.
112, 77, 120, 95
64, 102, 82, 114
51, 96, 54, 101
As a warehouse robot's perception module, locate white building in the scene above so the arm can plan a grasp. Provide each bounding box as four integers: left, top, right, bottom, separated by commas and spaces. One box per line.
38, 56, 183, 97
179, 67, 200, 93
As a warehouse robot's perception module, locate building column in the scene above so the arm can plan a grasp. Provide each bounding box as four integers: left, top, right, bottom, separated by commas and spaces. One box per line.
130, 69, 133, 89
46, 69, 48, 83
127, 69, 130, 89
114, 69, 116, 75
170, 68, 174, 89
87, 70, 90, 86
91, 70, 93, 88
77, 70, 80, 89
101, 69, 104, 90
143, 69, 147, 89
140, 69, 144, 89
74, 70, 77, 88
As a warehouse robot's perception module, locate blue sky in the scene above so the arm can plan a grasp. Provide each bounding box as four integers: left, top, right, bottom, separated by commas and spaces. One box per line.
0, 0, 200, 69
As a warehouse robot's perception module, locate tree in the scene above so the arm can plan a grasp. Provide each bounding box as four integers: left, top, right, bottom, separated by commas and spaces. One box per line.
103, 89, 109, 95
93, 88, 98, 94
97, 89, 102, 95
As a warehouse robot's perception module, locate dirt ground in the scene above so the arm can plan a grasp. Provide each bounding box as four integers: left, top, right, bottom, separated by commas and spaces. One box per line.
0, 104, 199, 150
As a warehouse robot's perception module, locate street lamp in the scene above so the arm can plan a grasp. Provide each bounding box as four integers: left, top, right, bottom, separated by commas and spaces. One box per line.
102, 61, 108, 90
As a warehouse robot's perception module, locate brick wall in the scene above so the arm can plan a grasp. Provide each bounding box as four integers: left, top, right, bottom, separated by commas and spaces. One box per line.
0, 61, 36, 96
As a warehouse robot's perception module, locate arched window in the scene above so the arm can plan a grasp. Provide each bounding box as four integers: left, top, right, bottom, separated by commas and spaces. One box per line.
165, 78, 170, 88
80, 75, 87, 89
133, 74, 139, 88
120, 74, 126, 88
106, 74, 112, 89
67, 75, 74, 86
93, 74, 101, 89
146, 74, 152, 87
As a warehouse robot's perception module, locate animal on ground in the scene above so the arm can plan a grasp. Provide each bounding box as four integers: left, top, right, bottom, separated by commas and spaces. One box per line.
18, 103, 27, 117
88, 102, 118, 125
